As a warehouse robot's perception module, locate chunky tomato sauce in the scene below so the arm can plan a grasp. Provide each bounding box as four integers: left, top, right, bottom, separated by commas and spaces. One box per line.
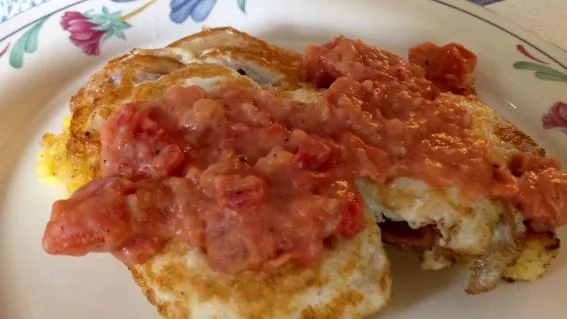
43, 36, 567, 272
509, 152, 567, 232
44, 84, 368, 272
408, 41, 477, 95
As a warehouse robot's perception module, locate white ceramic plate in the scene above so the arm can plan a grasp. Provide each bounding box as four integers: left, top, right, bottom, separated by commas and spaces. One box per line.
1, 0, 566, 318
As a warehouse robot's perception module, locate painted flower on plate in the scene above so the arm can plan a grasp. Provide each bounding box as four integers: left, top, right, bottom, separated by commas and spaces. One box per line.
61, 11, 105, 56
542, 102, 567, 131
170, 0, 218, 23
61, 7, 131, 56
0, 44, 9, 59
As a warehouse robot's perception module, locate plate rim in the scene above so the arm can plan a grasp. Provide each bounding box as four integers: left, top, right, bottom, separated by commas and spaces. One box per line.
1, 1, 567, 318
433, 0, 567, 69
1, 0, 567, 71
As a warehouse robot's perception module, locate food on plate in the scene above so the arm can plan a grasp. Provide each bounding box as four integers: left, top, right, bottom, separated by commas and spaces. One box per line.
37, 27, 567, 317
38, 27, 392, 319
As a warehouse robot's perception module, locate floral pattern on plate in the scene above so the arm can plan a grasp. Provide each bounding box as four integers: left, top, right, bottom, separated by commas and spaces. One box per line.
514, 44, 567, 133
542, 102, 567, 132
0, 0, 53, 23
61, 7, 132, 56
0, 0, 247, 68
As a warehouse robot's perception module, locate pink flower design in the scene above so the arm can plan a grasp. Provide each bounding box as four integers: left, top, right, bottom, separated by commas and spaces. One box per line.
60, 11, 105, 56
0, 43, 9, 58
542, 102, 567, 130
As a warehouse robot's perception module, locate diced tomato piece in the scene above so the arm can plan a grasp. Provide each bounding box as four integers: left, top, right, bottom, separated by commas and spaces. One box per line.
254, 148, 295, 178
205, 230, 254, 273
290, 171, 330, 193
339, 195, 365, 238
215, 174, 267, 209
508, 152, 561, 176
43, 176, 205, 265
162, 85, 208, 117
301, 44, 336, 88
101, 104, 187, 179
257, 123, 290, 153
409, 42, 477, 95
179, 98, 226, 134
297, 135, 334, 170
222, 123, 290, 161
112, 236, 163, 266
42, 178, 134, 255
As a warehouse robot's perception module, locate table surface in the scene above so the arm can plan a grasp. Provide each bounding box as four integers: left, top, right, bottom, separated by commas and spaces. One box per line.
1, 0, 566, 51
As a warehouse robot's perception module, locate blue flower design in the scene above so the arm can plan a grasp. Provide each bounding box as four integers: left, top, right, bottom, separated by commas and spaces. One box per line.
169, 0, 218, 24
470, 0, 503, 6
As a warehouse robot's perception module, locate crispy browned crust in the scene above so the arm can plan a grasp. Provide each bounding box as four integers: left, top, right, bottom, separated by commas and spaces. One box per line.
169, 27, 303, 87
169, 27, 301, 64
493, 122, 546, 157
200, 46, 306, 90
65, 54, 186, 188
129, 216, 391, 319
170, 27, 310, 93
502, 230, 560, 282
128, 245, 348, 319
65, 60, 256, 191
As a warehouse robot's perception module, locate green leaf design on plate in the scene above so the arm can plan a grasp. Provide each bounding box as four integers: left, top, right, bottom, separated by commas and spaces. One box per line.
88, 15, 109, 25
112, 27, 126, 40
109, 11, 122, 20
83, 10, 95, 19
237, 0, 247, 13
88, 7, 131, 43
9, 16, 49, 69
534, 71, 567, 82
102, 31, 113, 41
513, 61, 567, 83
112, 19, 131, 29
